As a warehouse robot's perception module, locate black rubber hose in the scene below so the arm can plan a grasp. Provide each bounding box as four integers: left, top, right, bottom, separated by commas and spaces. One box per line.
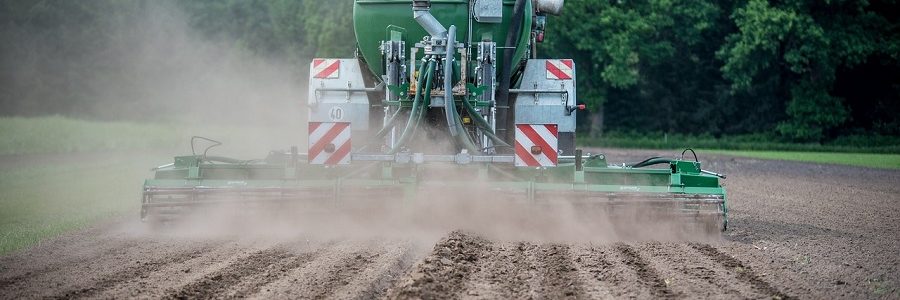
495, 0, 527, 146
627, 157, 674, 168
461, 96, 509, 147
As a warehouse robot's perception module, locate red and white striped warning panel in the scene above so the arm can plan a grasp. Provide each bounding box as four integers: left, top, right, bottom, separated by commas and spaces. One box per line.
308, 122, 351, 165
312, 59, 341, 79
515, 124, 558, 167
545, 59, 573, 80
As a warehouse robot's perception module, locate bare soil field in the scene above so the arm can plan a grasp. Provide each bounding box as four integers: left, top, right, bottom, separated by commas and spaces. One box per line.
1, 149, 898, 299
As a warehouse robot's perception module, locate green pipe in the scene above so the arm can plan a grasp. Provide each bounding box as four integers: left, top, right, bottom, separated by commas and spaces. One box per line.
444, 93, 481, 154
408, 61, 435, 141
461, 97, 510, 147
390, 59, 434, 154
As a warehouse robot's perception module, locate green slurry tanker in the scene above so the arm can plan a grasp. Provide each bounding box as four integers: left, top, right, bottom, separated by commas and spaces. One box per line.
142, 0, 728, 231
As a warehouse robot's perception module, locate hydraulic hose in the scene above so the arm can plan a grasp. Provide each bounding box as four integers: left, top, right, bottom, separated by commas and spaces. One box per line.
391, 58, 434, 154
408, 59, 435, 142
444, 25, 480, 153
442, 26, 480, 154
627, 157, 673, 168
461, 97, 509, 147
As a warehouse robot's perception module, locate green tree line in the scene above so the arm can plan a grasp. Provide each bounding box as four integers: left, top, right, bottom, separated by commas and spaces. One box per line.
1, 0, 897, 143
548, 0, 898, 142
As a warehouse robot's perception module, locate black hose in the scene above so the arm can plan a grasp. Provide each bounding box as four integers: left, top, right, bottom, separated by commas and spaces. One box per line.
495, 0, 527, 146
442, 26, 479, 153
461, 96, 509, 147
681, 148, 699, 162
626, 157, 673, 168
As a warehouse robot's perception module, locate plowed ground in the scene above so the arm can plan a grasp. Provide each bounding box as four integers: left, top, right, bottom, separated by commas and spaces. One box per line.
1, 150, 898, 299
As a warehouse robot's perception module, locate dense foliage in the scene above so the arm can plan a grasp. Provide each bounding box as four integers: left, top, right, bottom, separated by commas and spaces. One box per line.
0, 0, 896, 143
549, 0, 898, 142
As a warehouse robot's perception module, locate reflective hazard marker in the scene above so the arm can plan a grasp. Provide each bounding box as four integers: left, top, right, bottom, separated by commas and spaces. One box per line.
308, 122, 351, 165
545, 59, 573, 80
515, 124, 558, 167
312, 59, 341, 79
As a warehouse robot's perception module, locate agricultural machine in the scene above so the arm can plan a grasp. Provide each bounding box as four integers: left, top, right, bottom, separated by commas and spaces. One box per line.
142, 0, 727, 231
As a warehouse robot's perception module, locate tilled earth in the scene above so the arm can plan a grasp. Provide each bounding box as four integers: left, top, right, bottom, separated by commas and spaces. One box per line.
1, 150, 898, 299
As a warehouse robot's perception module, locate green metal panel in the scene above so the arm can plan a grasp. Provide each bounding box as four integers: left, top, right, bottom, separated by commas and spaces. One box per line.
353, 0, 532, 79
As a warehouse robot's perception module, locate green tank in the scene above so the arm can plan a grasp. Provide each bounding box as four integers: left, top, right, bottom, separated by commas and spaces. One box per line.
353, 0, 532, 78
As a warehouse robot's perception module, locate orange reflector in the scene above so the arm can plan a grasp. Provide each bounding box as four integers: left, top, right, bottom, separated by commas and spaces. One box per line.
324, 143, 336, 153
530, 146, 542, 155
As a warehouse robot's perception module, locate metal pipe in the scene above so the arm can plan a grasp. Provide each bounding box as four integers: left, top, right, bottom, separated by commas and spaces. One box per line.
412, 1, 447, 38
701, 170, 727, 179
508, 89, 568, 94
444, 26, 460, 137
315, 82, 384, 93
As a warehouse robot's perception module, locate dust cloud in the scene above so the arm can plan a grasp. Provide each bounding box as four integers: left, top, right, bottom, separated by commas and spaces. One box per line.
2, 1, 307, 156
136, 122, 721, 246
133, 186, 721, 247
32, 3, 718, 245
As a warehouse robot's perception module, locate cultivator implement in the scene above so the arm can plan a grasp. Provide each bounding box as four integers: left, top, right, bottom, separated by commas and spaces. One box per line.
144, 149, 726, 230
142, 0, 728, 231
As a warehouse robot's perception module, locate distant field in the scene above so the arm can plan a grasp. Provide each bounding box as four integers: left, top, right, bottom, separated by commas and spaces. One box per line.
0, 116, 302, 255
0, 154, 164, 254
0, 116, 302, 156
0, 116, 180, 155
703, 150, 900, 170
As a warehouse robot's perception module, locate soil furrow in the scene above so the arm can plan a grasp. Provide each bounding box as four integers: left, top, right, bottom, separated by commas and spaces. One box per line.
389, 231, 489, 299
344, 243, 421, 300
461, 242, 533, 299
164, 245, 317, 299
690, 243, 793, 299
571, 245, 626, 298
248, 243, 380, 299
0, 237, 144, 294
0, 241, 121, 289
662, 243, 747, 297
534, 244, 586, 299
615, 243, 678, 299
90, 241, 261, 299
304, 251, 381, 299
53, 243, 219, 299
638, 242, 750, 298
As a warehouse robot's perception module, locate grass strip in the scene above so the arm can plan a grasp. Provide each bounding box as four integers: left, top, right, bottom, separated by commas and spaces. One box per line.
0, 154, 165, 255
701, 150, 900, 170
